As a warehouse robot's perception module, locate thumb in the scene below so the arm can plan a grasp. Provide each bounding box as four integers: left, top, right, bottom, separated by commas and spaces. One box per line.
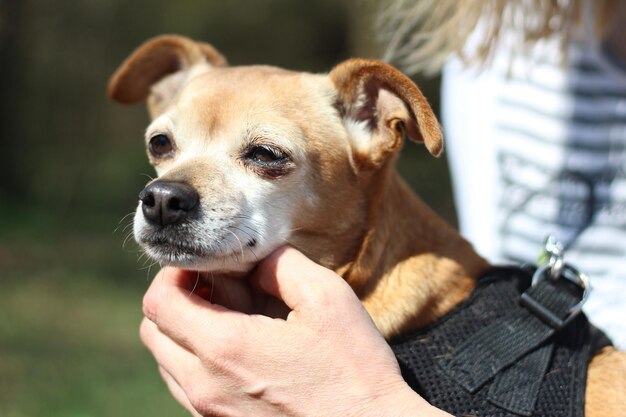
250, 247, 351, 314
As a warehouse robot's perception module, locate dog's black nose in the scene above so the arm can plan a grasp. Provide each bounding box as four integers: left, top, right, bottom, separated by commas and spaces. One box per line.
139, 181, 199, 226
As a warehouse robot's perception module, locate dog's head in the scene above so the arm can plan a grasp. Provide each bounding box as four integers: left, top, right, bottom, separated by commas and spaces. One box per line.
109, 35, 442, 275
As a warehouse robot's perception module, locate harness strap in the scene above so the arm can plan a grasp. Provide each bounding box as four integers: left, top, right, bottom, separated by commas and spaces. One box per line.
487, 342, 554, 416
440, 268, 585, 414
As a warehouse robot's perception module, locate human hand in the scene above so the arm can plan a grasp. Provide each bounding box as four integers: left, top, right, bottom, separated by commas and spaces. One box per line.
140, 247, 451, 417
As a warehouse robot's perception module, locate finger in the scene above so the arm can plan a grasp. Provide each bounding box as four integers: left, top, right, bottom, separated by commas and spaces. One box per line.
158, 366, 203, 417
200, 272, 256, 313
142, 268, 251, 353
157, 266, 201, 292
143, 319, 233, 417
250, 246, 352, 313
140, 317, 201, 388
142, 267, 208, 322
158, 269, 257, 314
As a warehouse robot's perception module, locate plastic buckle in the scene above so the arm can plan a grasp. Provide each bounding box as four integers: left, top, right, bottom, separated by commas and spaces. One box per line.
520, 263, 590, 330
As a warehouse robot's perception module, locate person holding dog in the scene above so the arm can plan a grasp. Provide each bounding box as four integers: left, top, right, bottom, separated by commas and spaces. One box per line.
382, 0, 626, 349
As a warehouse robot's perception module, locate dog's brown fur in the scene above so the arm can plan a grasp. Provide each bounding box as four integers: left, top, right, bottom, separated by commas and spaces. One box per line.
109, 35, 625, 417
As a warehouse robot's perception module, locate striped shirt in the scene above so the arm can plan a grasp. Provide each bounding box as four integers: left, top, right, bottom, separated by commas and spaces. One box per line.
443, 34, 626, 348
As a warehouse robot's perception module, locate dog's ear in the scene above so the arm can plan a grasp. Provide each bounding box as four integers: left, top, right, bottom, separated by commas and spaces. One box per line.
329, 59, 442, 168
108, 35, 227, 118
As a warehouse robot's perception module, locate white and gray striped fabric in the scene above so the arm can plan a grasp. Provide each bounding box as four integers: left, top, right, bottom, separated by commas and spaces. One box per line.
443, 35, 626, 348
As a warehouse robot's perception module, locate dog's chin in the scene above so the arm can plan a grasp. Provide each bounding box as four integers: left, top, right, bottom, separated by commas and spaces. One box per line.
140, 242, 266, 276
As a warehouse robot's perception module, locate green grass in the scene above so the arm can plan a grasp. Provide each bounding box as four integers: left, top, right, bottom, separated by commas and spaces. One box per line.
0, 206, 186, 417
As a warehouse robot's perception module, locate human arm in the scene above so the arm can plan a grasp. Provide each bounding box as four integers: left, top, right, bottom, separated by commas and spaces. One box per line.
140, 247, 453, 417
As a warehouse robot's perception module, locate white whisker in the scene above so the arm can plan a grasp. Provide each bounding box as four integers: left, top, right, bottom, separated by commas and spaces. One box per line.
122, 230, 135, 249
189, 271, 201, 297
113, 211, 136, 234
209, 272, 215, 302
226, 229, 245, 261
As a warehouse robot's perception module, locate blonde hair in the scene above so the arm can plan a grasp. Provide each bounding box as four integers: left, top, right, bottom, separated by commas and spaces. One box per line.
378, 0, 617, 75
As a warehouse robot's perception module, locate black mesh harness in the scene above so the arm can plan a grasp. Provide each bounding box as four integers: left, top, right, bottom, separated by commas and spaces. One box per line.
391, 266, 611, 417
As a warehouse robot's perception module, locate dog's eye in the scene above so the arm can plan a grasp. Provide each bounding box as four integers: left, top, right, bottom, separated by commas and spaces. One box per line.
149, 134, 174, 157
243, 144, 294, 178
247, 145, 287, 165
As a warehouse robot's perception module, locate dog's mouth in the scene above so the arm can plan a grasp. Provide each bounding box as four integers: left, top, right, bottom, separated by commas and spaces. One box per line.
136, 221, 264, 272
143, 235, 209, 258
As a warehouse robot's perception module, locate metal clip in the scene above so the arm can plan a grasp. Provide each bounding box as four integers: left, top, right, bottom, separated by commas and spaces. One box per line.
523, 236, 591, 329
537, 235, 564, 280
524, 263, 591, 329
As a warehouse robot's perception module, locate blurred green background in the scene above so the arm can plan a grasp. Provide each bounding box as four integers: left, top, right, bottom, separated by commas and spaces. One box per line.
0, 1, 453, 416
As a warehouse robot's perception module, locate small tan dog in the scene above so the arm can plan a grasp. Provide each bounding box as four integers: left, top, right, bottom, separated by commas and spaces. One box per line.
109, 35, 624, 416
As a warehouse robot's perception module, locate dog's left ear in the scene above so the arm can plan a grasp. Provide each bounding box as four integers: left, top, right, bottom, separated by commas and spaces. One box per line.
330, 59, 442, 168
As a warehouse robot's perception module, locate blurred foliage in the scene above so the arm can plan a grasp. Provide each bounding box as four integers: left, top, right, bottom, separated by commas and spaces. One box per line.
0, 0, 453, 416
0, 0, 354, 216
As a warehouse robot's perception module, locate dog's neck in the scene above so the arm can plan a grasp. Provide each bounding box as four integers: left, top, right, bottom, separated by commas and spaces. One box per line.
339, 167, 490, 338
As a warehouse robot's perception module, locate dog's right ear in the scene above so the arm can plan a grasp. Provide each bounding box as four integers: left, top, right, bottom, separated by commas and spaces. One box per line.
108, 35, 227, 118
